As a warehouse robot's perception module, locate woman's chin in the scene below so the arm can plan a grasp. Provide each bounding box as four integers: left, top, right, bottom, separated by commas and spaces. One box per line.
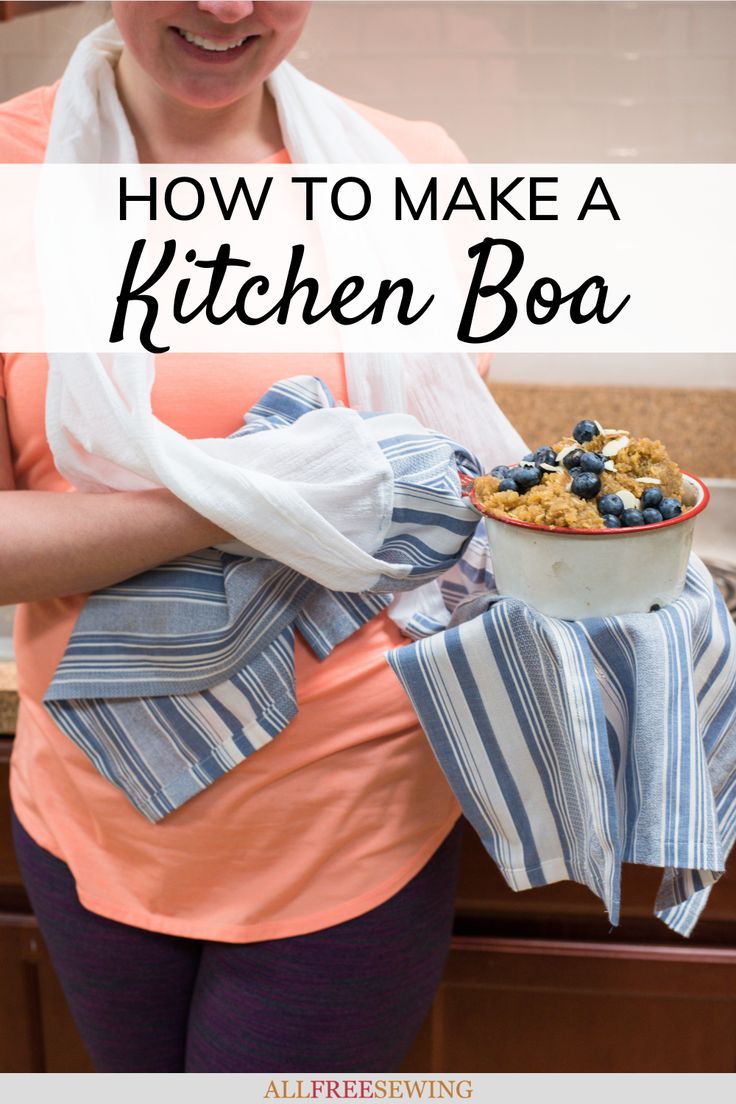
163, 71, 264, 111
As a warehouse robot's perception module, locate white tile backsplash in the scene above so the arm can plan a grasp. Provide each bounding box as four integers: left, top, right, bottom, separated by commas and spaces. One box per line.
294, 2, 736, 165
526, 1, 612, 52
442, 2, 529, 54
489, 352, 736, 389
689, 1, 736, 56
2, 2, 733, 163
610, 2, 690, 54
303, 1, 445, 56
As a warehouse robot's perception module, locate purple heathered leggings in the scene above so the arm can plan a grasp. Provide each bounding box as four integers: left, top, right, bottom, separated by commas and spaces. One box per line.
10, 805, 464, 1073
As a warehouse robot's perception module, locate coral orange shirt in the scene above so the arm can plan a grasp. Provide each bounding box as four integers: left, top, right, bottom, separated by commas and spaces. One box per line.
2, 82, 469, 941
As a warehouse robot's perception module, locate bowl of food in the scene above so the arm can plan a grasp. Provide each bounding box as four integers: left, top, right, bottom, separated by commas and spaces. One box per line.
467, 418, 709, 620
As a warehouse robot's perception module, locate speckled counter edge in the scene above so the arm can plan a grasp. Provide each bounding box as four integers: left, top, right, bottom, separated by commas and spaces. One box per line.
488, 384, 736, 480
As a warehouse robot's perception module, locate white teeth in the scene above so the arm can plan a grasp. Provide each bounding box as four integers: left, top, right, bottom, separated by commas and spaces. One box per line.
178, 28, 249, 52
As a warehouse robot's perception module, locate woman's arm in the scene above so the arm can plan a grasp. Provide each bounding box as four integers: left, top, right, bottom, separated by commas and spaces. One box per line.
0, 400, 231, 606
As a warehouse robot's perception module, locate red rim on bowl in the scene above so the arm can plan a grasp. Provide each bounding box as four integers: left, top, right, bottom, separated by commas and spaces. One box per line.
461, 470, 710, 536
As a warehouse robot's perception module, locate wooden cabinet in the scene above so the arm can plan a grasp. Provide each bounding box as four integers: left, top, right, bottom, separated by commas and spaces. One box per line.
405, 936, 736, 1073
0, 915, 93, 1072
0, 738, 93, 1072
0, 917, 43, 1071
0, 739, 27, 912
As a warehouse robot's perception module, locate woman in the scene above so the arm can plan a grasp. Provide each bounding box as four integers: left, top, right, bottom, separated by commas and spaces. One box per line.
2, 1, 474, 1073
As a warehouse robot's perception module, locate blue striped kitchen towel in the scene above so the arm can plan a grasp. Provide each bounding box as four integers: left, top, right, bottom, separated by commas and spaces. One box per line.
43, 375, 482, 823
387, 555, 736, 937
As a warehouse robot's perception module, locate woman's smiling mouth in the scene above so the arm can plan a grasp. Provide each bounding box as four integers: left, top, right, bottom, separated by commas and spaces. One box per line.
170, 25, 257, 62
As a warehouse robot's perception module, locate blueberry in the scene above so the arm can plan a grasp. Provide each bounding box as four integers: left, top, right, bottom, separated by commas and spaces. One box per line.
659, 497, 682, 520
572, 420, 598, 444
523, 452, 535, 462
570, 472, 601, 500
642, 508, 664, 525
621, 508, 645, 527
598, 493, 624, 517
533, 446, 557, 467
579, 452, 605, 474
498, 478, 518, 493
640, 486, 663, 509
603, 515, 622, 528
490, 465, 510, 480
509, 465, 542, 490
563, 448, 584, 471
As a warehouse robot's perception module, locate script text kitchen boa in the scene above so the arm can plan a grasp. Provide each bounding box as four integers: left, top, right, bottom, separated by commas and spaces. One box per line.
42, 21, 525, 622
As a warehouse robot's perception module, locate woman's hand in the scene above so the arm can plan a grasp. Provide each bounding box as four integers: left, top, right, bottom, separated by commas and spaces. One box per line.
0, 402, 231, 605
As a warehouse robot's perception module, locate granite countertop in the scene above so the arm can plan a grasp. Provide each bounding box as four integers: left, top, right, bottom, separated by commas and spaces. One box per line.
0, 663, 17, 737
489, 384, 736, 480
0, 384, 733, 738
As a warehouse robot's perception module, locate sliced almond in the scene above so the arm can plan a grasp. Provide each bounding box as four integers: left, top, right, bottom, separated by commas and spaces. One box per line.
635, 476, 661, 484
601, 435, 630, 457
600, 427, 630, 438
555, 444, 579, 464
617, 488, 639, 510
540, 463, 558, 472
603, 460, 616, 472
593, 420, 604, 435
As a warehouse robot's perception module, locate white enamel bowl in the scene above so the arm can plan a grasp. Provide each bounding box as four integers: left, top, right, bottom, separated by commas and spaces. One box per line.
469, 472, 709, 620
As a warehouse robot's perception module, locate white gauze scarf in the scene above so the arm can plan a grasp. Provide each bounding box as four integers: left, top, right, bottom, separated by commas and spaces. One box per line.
43, 21, 526, 619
